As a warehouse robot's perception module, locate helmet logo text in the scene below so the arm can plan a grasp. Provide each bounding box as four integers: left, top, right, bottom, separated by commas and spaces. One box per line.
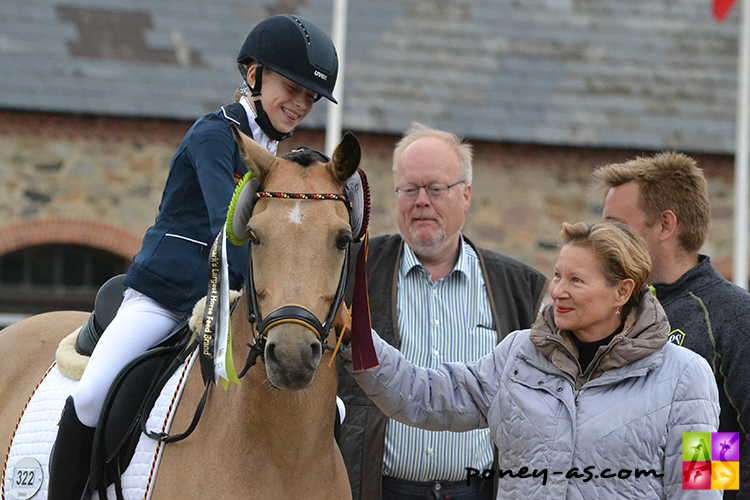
314, 70, 328, 81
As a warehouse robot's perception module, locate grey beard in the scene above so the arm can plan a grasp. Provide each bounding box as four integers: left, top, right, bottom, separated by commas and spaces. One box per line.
405, 226, 452, 261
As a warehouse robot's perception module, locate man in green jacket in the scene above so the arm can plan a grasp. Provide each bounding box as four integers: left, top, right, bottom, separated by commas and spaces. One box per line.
595, 152, 750, 499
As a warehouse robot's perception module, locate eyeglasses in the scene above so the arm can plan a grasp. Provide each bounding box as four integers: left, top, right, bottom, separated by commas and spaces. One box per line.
395, 181, 466, 199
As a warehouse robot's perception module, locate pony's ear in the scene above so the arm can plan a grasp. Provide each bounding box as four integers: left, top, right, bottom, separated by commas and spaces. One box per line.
231, 124, 276, 184
327, 132, 361, 186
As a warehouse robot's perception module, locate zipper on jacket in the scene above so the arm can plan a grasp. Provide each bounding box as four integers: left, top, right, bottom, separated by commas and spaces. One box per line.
546, 335, 584, 375
574, 336, 630, 407
583, 336, 624, 386
551, 334, 624, 406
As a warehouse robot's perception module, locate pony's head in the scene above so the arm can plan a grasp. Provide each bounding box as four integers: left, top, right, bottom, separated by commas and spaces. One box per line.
232, 127, 360, 390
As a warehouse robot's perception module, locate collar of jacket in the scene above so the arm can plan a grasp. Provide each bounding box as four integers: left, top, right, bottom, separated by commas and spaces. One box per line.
529, 287, 670, 388
651, 254, 715, 304
220, 101, 253, 138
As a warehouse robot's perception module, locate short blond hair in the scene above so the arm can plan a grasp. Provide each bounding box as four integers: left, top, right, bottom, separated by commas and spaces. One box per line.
592, 152, 710, 253
560, 220, 651, 311
392, 122, 473, 185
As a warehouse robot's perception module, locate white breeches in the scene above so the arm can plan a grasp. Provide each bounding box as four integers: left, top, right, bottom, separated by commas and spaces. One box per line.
72, 288, 184, 427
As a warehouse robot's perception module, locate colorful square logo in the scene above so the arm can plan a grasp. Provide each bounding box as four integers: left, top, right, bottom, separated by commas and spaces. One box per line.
682, 461, 711, 489
682, 433, 712, 462
682, 432, 740, 490
712, 461, 739, 490
712, 432, 740, 461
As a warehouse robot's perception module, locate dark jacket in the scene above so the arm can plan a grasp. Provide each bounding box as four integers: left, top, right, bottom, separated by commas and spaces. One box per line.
653, 255, 750, 499
337, 233, 547, 500
124, 103, 252, 312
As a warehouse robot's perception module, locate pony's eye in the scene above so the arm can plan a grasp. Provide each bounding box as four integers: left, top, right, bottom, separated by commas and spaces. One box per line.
248, 229, 260, 244
336, 231, 352, 250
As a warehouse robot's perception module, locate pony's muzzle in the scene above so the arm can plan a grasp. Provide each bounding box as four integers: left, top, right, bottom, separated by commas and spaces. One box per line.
264, 324, 323, 390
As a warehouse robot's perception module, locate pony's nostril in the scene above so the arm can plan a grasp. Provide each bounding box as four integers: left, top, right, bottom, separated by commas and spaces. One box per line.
299, 341, 322, 371
309, 341, 322, 365
265, 342, 279, 367
311, 341, 321, 357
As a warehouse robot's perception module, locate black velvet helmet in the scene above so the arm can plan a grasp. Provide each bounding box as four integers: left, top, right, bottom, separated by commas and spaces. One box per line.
237, 14, 338, 104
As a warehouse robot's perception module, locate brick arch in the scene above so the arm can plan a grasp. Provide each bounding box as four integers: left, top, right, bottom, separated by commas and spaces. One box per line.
0, 218, 142, 261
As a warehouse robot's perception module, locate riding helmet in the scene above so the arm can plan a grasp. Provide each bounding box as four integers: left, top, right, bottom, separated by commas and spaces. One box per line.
237, 15, 338, 103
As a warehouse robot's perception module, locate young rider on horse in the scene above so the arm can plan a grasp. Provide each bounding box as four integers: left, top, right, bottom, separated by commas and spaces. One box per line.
48, 15, 339, 500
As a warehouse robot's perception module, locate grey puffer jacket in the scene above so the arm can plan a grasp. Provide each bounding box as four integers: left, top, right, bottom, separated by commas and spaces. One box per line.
343, 289, 720, 499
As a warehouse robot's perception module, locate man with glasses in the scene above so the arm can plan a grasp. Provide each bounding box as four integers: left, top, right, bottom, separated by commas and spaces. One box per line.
337, 123, 547, 500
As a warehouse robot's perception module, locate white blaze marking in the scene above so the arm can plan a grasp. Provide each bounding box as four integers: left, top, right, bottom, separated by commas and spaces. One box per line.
289, 200, 304, 225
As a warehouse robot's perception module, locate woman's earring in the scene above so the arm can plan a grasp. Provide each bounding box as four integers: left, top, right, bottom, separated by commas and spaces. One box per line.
615, 306, 621, 315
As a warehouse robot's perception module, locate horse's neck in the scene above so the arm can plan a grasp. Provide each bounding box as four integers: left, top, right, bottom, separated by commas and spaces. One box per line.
200, 297, 339, 463
155, 305, 349, 499
237, 354, 339, 448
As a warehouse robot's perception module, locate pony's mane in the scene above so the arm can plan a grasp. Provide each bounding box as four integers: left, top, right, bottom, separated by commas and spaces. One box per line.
282, 147, 330, 168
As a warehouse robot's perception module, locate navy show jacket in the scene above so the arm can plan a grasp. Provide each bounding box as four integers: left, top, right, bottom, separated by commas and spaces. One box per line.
124, 103, 253, 312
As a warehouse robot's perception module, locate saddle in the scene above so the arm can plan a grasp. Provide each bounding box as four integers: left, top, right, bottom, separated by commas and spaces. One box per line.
73, 275, 194, 500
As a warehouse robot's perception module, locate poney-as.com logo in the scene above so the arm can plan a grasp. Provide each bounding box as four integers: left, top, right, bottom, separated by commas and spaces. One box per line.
682, 432, 739, 490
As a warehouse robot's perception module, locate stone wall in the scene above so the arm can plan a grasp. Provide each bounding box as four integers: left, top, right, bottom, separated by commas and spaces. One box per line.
0, 110, 739, 287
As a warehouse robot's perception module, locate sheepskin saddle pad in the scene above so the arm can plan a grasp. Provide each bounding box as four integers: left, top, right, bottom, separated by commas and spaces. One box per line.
0, 292, 224, 500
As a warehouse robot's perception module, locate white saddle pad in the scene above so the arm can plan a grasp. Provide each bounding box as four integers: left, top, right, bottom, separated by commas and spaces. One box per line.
1, 352, 196, 500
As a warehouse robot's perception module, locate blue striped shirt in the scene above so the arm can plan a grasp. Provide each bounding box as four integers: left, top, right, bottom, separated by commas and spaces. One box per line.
383, 237, 496, 481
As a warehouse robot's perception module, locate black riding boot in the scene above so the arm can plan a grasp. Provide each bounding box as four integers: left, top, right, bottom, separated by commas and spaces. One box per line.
48, 396, 95, 500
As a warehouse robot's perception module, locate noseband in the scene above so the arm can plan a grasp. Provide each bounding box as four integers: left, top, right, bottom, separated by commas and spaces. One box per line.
239, 190, 352, 375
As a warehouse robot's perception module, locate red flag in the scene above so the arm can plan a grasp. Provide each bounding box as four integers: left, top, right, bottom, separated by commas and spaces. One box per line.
714, 0, 738, 21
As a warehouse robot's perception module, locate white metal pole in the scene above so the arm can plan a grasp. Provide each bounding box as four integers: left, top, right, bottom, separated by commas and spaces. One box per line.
325, 0, 348, 156
734, 0, 750, 288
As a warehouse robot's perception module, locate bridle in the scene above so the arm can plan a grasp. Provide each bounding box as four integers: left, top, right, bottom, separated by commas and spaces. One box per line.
144, 189, 353, 444
143, 138, 368, 445
238, 190, 352, 376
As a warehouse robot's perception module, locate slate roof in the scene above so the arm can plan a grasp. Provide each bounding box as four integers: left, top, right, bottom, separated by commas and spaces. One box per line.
0, 0, 741, 153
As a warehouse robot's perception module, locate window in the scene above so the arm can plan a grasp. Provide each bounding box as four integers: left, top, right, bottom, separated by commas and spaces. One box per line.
0, 245, 130, 318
